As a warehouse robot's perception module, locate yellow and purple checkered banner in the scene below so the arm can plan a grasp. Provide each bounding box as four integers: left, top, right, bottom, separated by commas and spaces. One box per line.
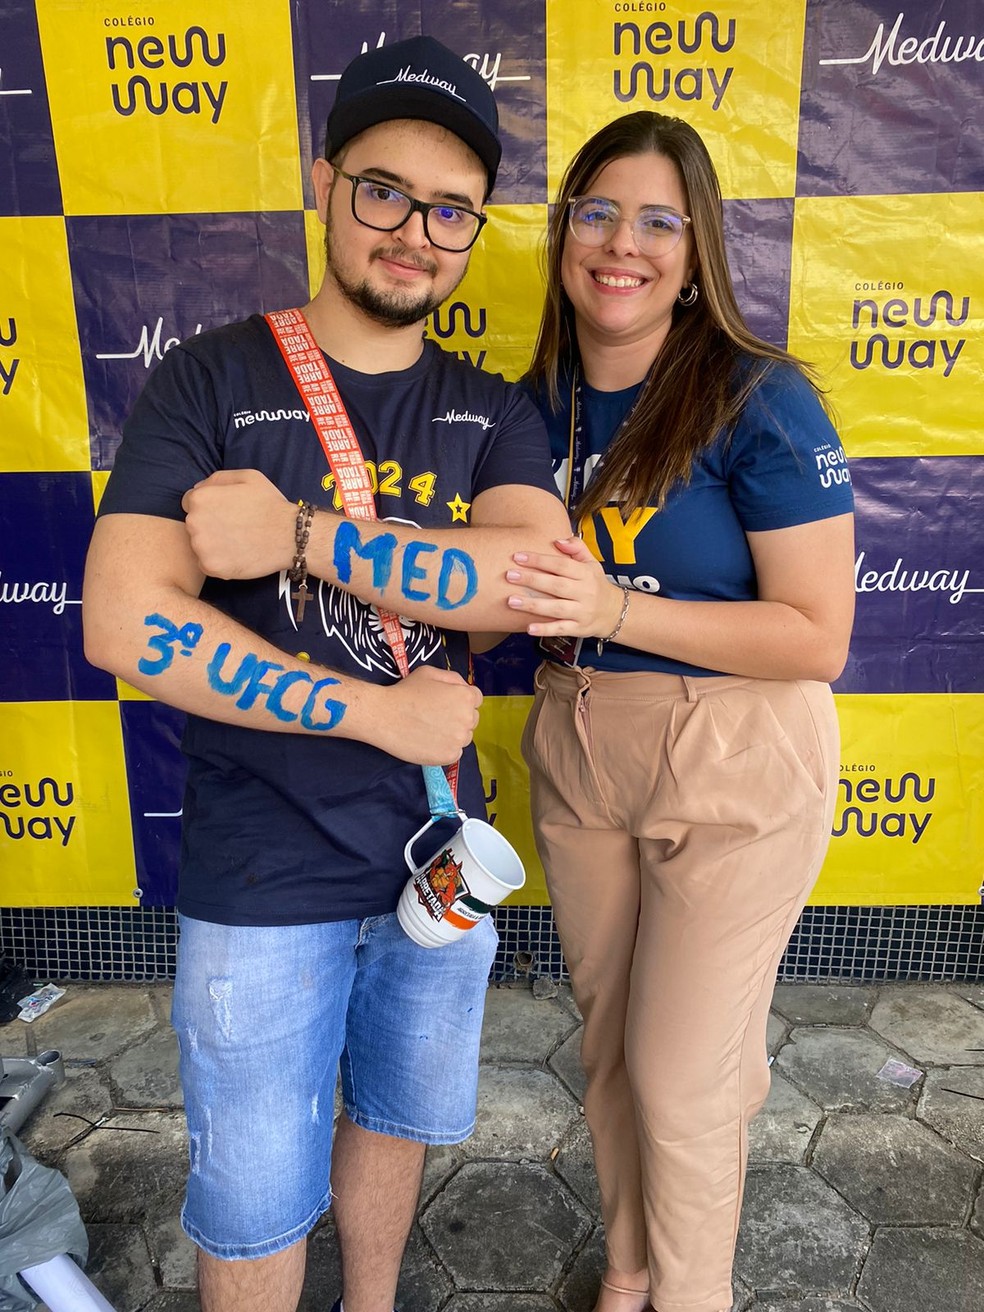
2, 1, 983, 909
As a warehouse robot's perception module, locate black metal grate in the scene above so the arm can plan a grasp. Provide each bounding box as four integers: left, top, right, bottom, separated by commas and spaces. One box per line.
2, 904, 982, 983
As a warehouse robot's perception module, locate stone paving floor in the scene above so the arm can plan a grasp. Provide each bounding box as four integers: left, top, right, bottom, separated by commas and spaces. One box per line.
3, 978, 984, 1312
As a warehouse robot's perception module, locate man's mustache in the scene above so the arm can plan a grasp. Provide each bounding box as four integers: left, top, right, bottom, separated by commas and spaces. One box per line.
371, 245, 439, 276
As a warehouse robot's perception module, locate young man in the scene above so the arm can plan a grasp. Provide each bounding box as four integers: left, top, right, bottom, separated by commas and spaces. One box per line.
83, 36, 569, 1312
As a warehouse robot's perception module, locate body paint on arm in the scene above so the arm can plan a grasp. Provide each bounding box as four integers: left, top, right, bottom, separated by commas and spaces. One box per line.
140, 616, 346, 732
332, 520, 478, 611
137, 614, 204, 675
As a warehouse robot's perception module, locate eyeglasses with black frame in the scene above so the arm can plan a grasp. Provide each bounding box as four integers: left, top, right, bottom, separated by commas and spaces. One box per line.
332, 166, 487, 253
567, 196, 691, 256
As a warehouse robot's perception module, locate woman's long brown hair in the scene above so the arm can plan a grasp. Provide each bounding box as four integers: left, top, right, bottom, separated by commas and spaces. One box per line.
526, 111, 824, 521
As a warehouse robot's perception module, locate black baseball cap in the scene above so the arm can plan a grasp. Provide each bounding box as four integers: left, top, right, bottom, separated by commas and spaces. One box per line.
324, 35, 501, 192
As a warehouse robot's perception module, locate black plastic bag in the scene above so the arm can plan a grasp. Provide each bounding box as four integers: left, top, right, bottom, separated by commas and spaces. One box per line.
0, 958, 33, 1025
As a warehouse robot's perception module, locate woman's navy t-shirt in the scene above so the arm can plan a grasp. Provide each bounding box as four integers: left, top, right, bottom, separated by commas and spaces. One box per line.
535, 361, 854, 676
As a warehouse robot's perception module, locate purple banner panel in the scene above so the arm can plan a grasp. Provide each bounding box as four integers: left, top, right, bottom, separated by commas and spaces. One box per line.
836, 456, 984, 694
798, 0, 984, 196
66, 212, 309, 471
724, 198, 793, 350
119, 700, 186, 906
0, 471, 115, 702
0, 0, 62, 216
291, 0, 546, 210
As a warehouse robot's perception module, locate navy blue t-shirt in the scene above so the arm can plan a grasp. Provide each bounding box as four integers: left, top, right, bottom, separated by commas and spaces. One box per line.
536, 361, 854, 676
99, 314, 557, 925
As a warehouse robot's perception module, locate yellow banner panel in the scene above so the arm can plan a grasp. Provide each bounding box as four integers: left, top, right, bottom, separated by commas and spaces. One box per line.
0, 702, 138, 906
788, 193, 984, 458
0, 217, 89, 473
304, 208, 326, 301
116, 679, 154, 703
475, 695, 548, 906
427, 203, 548, 383
546, 0, 805, 200
90, 469, 110, 511
813, 694, 984, 907
36, 1, 302, 216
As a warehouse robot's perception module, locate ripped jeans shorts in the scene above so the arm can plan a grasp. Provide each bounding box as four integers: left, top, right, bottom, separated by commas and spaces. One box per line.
171, 910, 497, 1260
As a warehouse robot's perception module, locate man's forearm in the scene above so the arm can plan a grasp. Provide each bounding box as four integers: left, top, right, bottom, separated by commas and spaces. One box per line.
85, 584, 486, 766
85, 580, 374, 740
82, 513, 483, 766
303, 510, 563, 630
181, 472, 572, 630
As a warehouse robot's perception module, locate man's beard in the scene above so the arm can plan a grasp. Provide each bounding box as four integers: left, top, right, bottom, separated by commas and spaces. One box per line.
323, 227, 452, 329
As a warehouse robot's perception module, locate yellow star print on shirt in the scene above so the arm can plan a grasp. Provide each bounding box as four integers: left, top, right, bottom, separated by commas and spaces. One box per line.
446, 493, 471, 523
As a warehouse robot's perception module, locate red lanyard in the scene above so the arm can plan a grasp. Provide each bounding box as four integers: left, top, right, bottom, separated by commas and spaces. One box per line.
265, 308, 458, 801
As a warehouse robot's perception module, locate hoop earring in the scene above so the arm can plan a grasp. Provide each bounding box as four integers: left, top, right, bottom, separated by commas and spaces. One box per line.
678, 282, 699, 307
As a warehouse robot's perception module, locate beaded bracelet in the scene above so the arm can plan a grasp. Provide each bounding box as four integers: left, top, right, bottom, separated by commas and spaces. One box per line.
596, 585, 631, 656
289, 501, 317, 622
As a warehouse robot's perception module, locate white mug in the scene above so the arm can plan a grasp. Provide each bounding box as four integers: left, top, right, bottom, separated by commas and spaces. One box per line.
397, 815, 525, 948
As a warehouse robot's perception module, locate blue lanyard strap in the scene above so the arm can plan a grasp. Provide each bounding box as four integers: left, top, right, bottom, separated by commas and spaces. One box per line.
422, 763, 461, 820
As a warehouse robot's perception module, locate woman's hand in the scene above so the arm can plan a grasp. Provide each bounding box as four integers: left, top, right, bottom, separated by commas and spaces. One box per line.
506, 536, 626, 639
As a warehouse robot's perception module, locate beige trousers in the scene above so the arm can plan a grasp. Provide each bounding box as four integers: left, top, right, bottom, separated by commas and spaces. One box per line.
522, 663, 840, 1312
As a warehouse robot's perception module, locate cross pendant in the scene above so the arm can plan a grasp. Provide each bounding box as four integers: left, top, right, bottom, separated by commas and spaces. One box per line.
292, 580, 311, 623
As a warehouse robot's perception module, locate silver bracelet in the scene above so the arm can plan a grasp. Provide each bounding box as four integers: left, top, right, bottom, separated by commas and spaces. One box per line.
596, 585, 631, 656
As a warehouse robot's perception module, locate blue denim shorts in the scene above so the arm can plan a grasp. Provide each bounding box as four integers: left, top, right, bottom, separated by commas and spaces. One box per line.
171, 910, 497, 1260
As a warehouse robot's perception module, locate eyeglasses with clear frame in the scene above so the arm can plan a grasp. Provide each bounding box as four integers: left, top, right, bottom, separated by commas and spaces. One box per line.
567, 196, 692, 256
332, 166, 487, 253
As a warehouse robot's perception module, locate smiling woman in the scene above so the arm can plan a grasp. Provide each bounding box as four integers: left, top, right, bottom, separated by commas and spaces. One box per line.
514, 110, 856, 1312
559, 152, 695, 389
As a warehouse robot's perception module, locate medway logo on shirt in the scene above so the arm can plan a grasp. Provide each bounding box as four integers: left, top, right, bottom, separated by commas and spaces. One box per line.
432, 408, 495, 430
